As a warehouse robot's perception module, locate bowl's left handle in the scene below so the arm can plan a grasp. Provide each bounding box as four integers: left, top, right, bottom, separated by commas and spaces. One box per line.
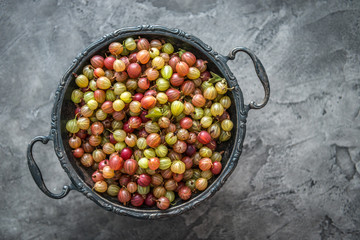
27, 135, 74, 199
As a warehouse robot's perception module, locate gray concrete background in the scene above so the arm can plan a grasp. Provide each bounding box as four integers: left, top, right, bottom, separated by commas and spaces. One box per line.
1, 0, 360, 239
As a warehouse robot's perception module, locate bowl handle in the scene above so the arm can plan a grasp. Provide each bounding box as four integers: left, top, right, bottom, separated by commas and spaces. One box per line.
27, 135, 75, 199
227, 47, 270, 111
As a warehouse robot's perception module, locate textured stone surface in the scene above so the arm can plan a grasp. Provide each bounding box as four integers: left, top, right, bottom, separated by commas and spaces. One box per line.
1, 0, 360, 239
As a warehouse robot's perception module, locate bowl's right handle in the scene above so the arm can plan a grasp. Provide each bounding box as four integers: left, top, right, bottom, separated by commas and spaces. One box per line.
27, 135, 75, 199
227, 47, 270, 111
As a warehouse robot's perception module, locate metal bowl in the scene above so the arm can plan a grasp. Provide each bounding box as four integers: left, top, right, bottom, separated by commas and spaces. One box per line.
27, 25, 270, 219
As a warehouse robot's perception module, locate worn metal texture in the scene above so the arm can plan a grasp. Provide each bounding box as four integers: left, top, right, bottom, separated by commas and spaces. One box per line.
1, 0, 360, 239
